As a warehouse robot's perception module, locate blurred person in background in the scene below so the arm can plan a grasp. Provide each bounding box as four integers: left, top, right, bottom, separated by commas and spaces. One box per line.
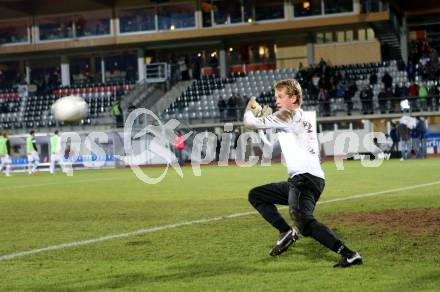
175, 131, 185, 166
397, 122, 411, 160
416, 117, 428, 159
26, 130, 39, 175
112, 100, 124, 128
390, 122, 399, 152
218, 97, 226, 122
360, 85, 373, 114
50, 130, 67, 174
0, 131, 12, 176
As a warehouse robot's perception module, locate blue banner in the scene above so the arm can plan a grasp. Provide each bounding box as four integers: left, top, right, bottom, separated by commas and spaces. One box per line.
427, 132, 440, 153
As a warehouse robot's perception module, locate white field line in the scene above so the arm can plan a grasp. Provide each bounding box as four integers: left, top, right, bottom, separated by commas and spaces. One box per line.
1, 180, 439, 261
0, 176, 128, 191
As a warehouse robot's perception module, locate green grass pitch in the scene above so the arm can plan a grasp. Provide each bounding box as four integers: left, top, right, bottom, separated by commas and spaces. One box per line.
1, 158, 440, 291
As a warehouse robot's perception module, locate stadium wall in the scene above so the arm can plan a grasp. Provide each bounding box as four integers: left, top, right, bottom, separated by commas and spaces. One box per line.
275, 41, 307, 70
314, 40, 381, 65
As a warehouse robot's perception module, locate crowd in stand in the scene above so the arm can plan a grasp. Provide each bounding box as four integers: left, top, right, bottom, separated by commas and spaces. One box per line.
409, 38, 440, 81
296, 59, 363, 115
297, 55, 439, 115
217, 94, 249, 122
211, 52, 440, 120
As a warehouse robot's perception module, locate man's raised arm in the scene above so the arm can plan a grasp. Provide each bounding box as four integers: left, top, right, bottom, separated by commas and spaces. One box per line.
243, 98, 292, 130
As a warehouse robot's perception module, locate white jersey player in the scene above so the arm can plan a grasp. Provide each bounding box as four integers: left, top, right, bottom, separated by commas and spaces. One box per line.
245, 79, 362, 268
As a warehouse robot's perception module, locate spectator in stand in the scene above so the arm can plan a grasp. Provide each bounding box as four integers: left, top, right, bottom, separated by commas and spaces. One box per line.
401, 82, 409, 97
234, 93, 244, 121
382, 71, 393, 91
178, 56, 189, 80
418, 83, 428, 111
378, 88, 387, 113
226, 95, 236, 121
393, 83, 404, 113
394, 82, 409, 97
318, 74, 327, 90
217, 97, 226, 122
369, 72, 377, 86
419, 83, 428, 110
421, 61, 431, 81
394, 83, 402, 98
409, 80, 419, 97
243, 95, 250, 107
346, 80, 357, 115
191, 55, 201, 80
318, 58, 327, 75
318, 88, 330, 116
390, 122, 399, 152
406, 60, 416, 82
360, 85, 373, 114
397, 122, 411, 160
335, 82, 346, 99
428, 81, 439, 97
208, 54, 219, 75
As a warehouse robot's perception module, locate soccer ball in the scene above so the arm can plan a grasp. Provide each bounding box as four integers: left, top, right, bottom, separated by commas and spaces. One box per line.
51, 95, 89, 122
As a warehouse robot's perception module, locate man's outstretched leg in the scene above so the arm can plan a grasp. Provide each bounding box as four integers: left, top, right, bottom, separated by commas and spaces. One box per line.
288, 174, 362, 268
248, 182, 299, 256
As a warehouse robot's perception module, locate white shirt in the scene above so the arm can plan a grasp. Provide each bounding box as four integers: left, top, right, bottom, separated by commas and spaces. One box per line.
244, 108, 325, 179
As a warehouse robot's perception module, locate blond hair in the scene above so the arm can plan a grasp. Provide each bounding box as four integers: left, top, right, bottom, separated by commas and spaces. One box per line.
274, 79, 303, 106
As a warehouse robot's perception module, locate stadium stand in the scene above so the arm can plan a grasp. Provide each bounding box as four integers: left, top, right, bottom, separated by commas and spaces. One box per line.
160, 60, 440, 123
0, 0, 439, 132
0, 89, 21, 129
1, 58, 439, 129
0, 82, 135, 130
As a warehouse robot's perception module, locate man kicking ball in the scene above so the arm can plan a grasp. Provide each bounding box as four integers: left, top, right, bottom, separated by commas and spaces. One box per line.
244, 79, 362, 268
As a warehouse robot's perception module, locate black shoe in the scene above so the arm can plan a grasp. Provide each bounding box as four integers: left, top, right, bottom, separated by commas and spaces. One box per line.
269, 228, 299, 257
333, 252, 363, 268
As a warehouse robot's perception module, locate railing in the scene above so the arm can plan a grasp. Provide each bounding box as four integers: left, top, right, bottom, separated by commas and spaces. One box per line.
146, 63, 169, 83
311, 95, 440, 117
121, 79, 149, 109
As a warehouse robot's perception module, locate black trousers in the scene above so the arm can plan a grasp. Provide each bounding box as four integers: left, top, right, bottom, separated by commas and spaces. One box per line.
248, 173, 343, 253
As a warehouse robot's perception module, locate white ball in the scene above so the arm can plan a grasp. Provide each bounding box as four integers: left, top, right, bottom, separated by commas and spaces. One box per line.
51, 95, 89, 122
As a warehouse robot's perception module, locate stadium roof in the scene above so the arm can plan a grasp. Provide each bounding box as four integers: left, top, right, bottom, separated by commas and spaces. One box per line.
0, 0, 114, 18
1, 0, 439, 19
389, 0, 440, 16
